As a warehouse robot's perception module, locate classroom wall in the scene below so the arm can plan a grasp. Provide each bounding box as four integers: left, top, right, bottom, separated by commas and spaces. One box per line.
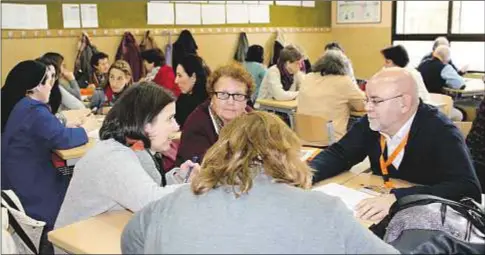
1, 30, 332, 82
330, 1, 393, 79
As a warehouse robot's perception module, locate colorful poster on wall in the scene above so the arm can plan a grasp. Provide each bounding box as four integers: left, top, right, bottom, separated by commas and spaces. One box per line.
337, 1, 381, 24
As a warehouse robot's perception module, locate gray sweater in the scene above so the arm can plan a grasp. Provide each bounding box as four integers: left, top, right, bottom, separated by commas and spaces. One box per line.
54, 139, 183, 231
121, 173, 399, 254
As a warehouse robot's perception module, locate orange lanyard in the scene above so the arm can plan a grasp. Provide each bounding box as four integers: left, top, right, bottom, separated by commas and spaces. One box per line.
379, 133, 409, 188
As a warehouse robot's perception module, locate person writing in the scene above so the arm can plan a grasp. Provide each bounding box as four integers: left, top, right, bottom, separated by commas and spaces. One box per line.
310, 67, 481, 222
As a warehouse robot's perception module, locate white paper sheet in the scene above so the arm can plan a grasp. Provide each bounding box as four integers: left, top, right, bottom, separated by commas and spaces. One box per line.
302, 1, 315, 7
201, 4, 226, 24
2, 3, 48, 30
227, 1, 243, 4
147, 2, 175, 25
80, 4, 99, 28
275, 1, 301, 6
208, 1, 225, 3
62, 4, 81, 28
226, 4, 249, 24
243, 1, 259, 4
176, 3, 201, 25
259, 1, 274, 4
249, 4, 270, 23
313, 183, 375, 212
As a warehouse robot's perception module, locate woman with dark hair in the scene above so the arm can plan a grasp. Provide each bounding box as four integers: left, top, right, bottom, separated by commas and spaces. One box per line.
42, 52, 84, 103
141, 48, 180, 96
297, 50, 365, 141
257, 45, 304, 101
55, 82, 199, 234
37, 55, 85, 113
243, 45, 267, 103
174, 54, 209, 127
1, 60, 90, 253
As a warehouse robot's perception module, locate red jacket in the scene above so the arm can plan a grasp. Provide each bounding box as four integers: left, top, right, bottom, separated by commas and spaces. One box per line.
153, 65, 181, 97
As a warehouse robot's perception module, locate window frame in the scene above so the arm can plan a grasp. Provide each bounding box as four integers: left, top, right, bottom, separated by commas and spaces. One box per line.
391, 1, 485, 73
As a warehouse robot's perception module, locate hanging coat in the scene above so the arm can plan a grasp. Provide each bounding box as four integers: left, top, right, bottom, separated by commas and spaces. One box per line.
74, 33, 100, 88
269, 31, 287, 67
115, 32, 144, 82
172, 30, 198, 72
165, 32, 173, 67
233, 32, 249, 63
139, 30, 158, 52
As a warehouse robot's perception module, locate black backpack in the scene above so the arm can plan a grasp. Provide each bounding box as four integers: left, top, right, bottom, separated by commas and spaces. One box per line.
370, 195, 485, 254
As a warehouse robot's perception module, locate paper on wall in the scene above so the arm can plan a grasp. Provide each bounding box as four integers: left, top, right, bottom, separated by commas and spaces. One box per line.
147, 2, 175, 25
62, 4, 81, 28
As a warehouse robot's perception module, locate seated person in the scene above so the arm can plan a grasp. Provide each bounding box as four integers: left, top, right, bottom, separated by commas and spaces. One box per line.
121, 111, 399, 254
310, 68, 481, 222
89, 52, 110, 89
381, 45, 431, 104
177, 63, 253, 164
298, 50, 365, 141
257, 45, 303, 101
174, 54, 209, 127
55, 82, 199, 232
90, 60, 133, 111
141, 48, 180, 97
1, 60, 93, 253
466, 97, 485, 190
418, 45, 465, 120
420, 36, 467, 75
324, 42, 356, 84
243, 45, 267, 103
37, 55, 86, 113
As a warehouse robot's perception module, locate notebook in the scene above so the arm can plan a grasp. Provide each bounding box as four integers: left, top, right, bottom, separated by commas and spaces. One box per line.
313, 183, 375, 212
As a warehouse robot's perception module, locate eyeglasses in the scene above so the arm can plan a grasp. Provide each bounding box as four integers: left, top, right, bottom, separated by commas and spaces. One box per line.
212, 91, 248, 102
364, 95, 403, 106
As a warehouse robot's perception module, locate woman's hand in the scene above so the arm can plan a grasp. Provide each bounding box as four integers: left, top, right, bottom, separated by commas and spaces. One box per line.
179, 160, 201, 183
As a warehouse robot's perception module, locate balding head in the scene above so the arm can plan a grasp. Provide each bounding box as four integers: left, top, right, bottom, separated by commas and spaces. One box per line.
433, 45, 451, 63
433, 36, 450, 50
365, 67, 419, 136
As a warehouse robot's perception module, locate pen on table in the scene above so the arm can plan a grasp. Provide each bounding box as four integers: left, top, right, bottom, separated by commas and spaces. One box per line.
184, 156, 199, 183
86, 107, 98, 117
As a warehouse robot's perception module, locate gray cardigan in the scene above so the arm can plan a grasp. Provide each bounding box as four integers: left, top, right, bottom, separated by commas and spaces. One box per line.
121, 173, 399, 254
54, 139, 183, 231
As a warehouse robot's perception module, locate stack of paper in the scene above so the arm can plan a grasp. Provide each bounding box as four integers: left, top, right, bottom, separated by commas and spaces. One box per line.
312, 183, 374, 212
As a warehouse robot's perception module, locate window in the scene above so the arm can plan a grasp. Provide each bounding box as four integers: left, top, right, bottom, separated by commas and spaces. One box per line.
392, 1, 485, 72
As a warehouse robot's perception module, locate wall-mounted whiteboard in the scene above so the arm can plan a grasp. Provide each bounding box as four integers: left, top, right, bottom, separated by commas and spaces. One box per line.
337, 1, 381, 24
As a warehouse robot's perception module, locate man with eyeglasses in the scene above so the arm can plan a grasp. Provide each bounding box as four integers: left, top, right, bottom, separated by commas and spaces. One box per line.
310, 67, 481, 222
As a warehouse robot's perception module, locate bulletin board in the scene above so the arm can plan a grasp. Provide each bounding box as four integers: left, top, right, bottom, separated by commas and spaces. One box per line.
336, 1, 381, 24
1, 0, 330, 30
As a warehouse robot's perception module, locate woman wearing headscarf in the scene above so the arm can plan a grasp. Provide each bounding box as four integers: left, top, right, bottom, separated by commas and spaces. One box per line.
1, 60, 93, 253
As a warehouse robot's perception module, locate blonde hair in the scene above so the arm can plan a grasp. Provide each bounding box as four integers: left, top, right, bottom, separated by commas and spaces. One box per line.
109, 60, 133, 84
206, 63, 255, 97
191, 111, 313, 197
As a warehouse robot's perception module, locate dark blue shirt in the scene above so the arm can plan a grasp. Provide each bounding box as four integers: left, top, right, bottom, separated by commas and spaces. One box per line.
1, 97, 88, 230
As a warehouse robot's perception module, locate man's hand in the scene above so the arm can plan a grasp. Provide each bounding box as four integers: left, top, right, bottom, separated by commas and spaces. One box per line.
355, 194, 397, 221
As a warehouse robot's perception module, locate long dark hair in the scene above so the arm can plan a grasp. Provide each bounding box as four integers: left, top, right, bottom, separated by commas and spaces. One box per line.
99, 82, 175, 148
1, 60, 48, 131
245, 45, 264, 63
178, 54, 208, 99
37, 56, 62, 113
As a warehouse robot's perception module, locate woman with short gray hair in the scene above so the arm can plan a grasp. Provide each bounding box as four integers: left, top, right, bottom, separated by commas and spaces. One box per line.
297, 50, 366, 141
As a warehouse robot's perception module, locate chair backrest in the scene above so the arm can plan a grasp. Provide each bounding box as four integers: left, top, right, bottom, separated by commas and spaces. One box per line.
454, 121, 473, 138
295, 113, 334, 147
429, 93, 453, 117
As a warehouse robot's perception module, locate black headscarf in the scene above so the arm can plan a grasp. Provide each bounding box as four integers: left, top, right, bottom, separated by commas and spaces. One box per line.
1, 60, 47, 131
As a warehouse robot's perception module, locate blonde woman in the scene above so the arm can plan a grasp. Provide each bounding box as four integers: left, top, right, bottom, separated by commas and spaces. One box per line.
90, 60, 133, 111
121, 111, 398, 254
